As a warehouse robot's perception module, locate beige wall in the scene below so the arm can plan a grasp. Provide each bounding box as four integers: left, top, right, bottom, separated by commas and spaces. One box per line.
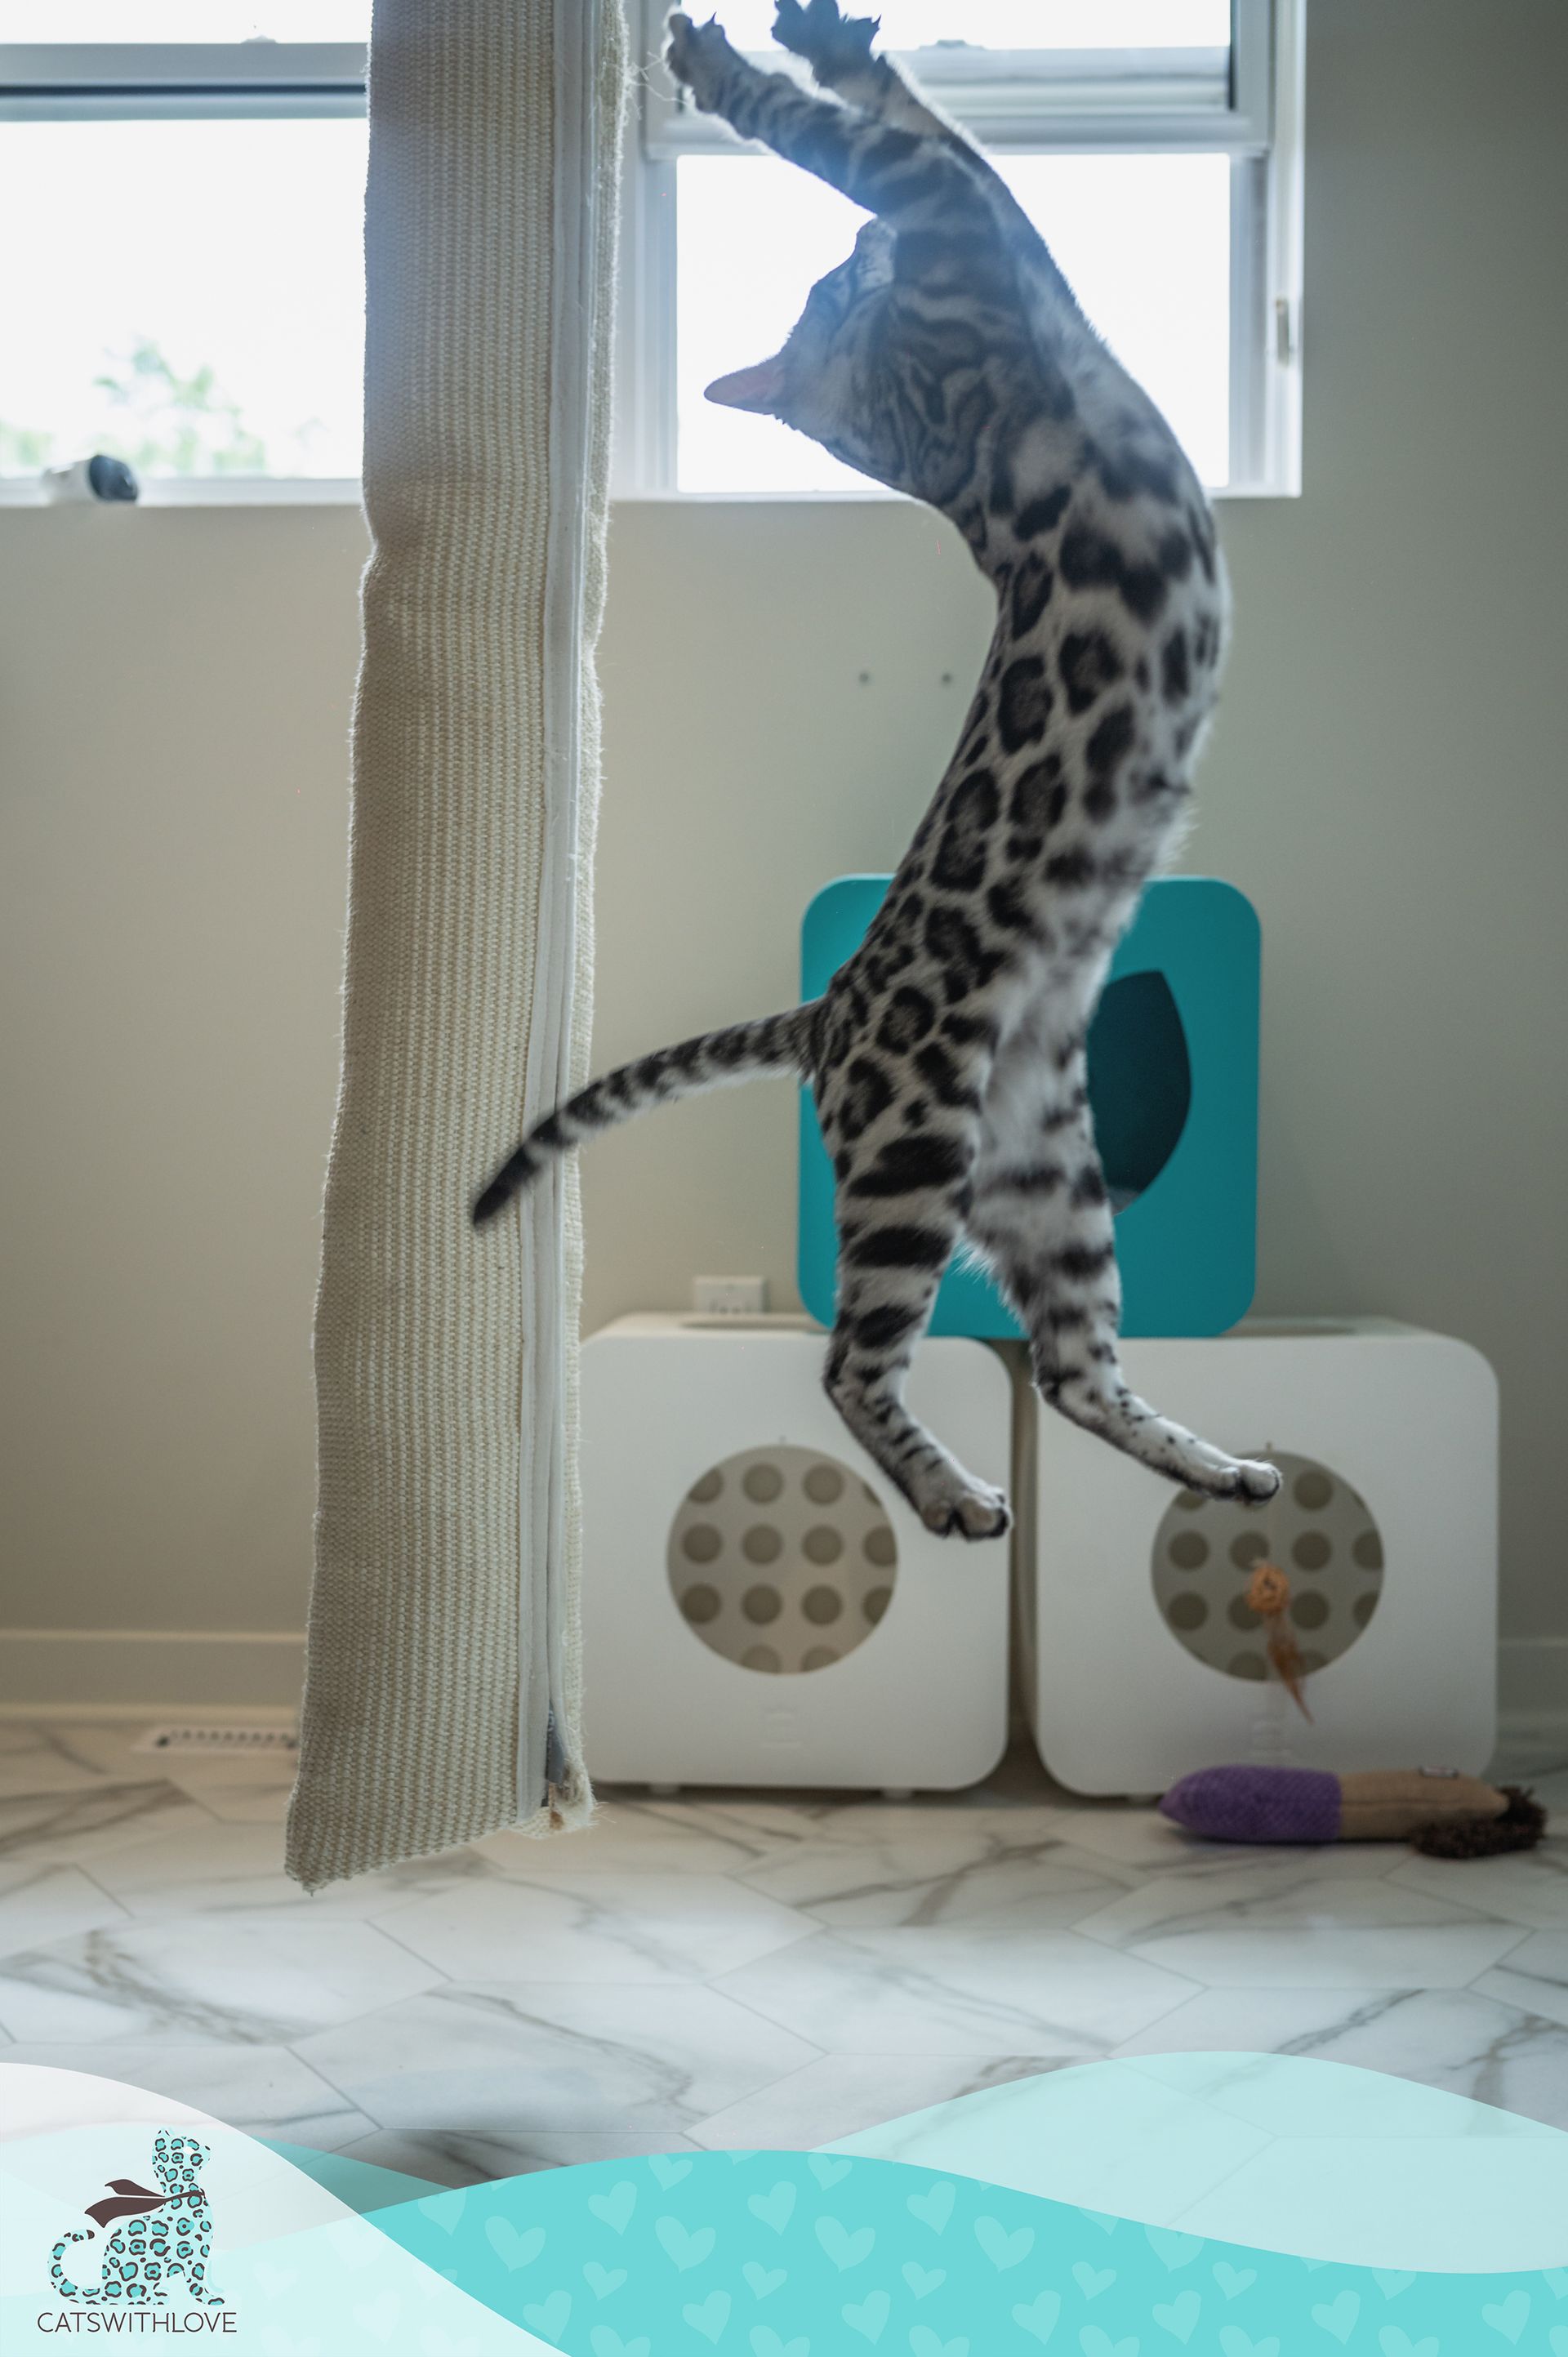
2, 0, 1565, 1683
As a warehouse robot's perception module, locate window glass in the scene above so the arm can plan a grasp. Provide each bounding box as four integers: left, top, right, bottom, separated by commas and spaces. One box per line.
0, 3, 368, 33
1002, 152, 1231, 487
0, 0, 1223, 44
675, 149, 1230, 495
708, 1, 1229, 53
0, 117, 367, 479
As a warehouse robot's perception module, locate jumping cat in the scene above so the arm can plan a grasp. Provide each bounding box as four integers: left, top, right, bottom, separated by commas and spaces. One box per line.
474, 0, 1281, 1538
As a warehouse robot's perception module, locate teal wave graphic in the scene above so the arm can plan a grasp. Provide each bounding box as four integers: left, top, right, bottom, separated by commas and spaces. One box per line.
12, 2056, 1568, 2351
831, 2053, 1568, 2275
369, 2145, 1568, 2355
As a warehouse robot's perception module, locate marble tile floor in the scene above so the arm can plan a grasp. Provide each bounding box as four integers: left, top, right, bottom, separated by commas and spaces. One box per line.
3, 1717, 1568, 2190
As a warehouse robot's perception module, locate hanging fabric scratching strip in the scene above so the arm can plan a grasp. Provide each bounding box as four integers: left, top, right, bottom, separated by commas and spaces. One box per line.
287, 0, 626, 1891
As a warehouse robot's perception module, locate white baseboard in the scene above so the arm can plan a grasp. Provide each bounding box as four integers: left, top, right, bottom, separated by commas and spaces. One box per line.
0, 1629, 305, 1716
1, 1628, 1563, 1749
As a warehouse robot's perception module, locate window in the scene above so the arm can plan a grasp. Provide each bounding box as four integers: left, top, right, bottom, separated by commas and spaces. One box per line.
627, 0, 1304, 498
673, 149, 1233, 494
0, 7, 369, 495
0, 1, 1301, 502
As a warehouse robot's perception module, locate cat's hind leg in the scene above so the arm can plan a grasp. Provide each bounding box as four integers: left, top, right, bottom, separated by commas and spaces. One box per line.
975, 1057, 1280, 1504
822, 1132, 1009, 1539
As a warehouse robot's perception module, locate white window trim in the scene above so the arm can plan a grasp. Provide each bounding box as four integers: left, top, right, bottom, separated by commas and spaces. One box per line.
641, 16, 1269, 158
0, 474, 363, 508
0, 42, 366, 119
0, 5, 1302, 508
617, 0, 1305, 502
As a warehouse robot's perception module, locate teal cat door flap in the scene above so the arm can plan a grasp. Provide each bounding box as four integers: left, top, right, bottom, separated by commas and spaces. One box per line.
798, 874, 1260, 1339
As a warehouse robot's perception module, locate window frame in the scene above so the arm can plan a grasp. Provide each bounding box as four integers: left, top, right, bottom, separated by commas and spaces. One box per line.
0, 42, 366, 120
0, 2, 1303, 506
0, 38, 367, 503
618, 0, 1304, 501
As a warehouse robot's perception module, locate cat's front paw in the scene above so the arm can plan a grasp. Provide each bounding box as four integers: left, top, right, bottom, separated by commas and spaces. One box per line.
773, 0, 879, 74
666, 12, 739, 109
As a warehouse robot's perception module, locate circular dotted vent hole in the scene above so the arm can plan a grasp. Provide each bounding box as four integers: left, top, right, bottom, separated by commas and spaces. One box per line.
668, 1446, 898, 1675
1151, 1450, 1383, 1684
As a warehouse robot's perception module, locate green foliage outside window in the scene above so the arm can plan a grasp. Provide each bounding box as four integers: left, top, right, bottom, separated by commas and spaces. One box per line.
2, 336, 277, 478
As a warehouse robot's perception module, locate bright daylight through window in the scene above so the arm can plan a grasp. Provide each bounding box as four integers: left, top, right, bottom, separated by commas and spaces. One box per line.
676, 149, 1232, 495
0, 116, 368, 482
0, 2, 370, 487
0, 0, 1298, 497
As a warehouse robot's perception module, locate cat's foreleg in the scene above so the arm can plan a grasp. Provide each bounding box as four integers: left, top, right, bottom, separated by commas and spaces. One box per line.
978, 1076, 1280, 1503
822, 1137, 1009, 1539
764, 2, 1059, 292
666, 13, 978, 232
173, 2248, 225, 2306
773, 0, 958, 142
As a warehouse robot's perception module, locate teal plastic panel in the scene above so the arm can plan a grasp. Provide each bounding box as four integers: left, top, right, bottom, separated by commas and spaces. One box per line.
798, 873, 1259, 1339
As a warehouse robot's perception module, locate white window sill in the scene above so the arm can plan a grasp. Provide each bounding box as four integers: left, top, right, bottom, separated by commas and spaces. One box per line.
617, 483, 1298, 505
0, 476, 1297, 511
0, 476, 362, 509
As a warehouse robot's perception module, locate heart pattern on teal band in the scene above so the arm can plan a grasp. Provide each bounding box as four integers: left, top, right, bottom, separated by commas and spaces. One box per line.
372, 2149, 1568, 2357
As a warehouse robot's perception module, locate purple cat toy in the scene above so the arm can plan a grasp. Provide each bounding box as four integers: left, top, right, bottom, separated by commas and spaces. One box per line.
1160, 1763, 1544, 1856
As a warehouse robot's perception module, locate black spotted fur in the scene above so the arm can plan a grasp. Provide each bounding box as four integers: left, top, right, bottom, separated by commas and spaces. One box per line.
474, 0, 1281, 1537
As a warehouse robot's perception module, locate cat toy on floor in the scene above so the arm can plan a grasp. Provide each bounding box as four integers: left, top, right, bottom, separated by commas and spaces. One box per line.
1161, 1763, 1547, 1858
1243, 1557, 1313, 1719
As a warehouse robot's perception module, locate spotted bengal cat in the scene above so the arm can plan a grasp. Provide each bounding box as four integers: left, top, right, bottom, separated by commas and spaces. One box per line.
474, 0, 1281, 1539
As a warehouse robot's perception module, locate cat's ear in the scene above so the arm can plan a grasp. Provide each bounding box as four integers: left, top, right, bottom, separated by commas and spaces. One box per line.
705, 356, 786, 413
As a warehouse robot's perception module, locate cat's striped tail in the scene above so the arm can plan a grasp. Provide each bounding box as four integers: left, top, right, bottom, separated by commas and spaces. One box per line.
472, 1002, 819, 1228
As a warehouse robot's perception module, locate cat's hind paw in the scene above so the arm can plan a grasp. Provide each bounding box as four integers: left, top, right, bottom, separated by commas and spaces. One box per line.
1184, 1455, 1281, 1505
1231, 1457, 1283, 1504
920, 1481, 1012, 1542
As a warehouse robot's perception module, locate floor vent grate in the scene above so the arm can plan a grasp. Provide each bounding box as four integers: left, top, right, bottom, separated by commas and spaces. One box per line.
134, 1723, 298, 1756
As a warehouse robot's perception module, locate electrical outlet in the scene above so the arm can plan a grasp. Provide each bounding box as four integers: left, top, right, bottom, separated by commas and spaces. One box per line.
693, 1276, 768, 1317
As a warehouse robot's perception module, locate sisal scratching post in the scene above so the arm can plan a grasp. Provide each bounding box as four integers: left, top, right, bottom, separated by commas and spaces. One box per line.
286, 0, 626, 1890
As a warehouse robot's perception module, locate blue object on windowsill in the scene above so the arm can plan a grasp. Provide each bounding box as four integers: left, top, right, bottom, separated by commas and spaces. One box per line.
798, 872, 1260, 1339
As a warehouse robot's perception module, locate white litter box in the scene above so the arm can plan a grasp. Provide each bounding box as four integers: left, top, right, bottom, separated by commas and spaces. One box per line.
1021, 1318, 1499, 1796
579, 1314, 1013, 1793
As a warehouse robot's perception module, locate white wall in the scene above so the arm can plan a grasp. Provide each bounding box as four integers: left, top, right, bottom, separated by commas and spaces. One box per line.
2, 0, 1565, 1704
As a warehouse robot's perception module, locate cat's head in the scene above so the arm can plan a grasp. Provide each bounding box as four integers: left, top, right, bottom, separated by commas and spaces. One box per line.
154, 2132, 211, 2190
706, 216, 981, 506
